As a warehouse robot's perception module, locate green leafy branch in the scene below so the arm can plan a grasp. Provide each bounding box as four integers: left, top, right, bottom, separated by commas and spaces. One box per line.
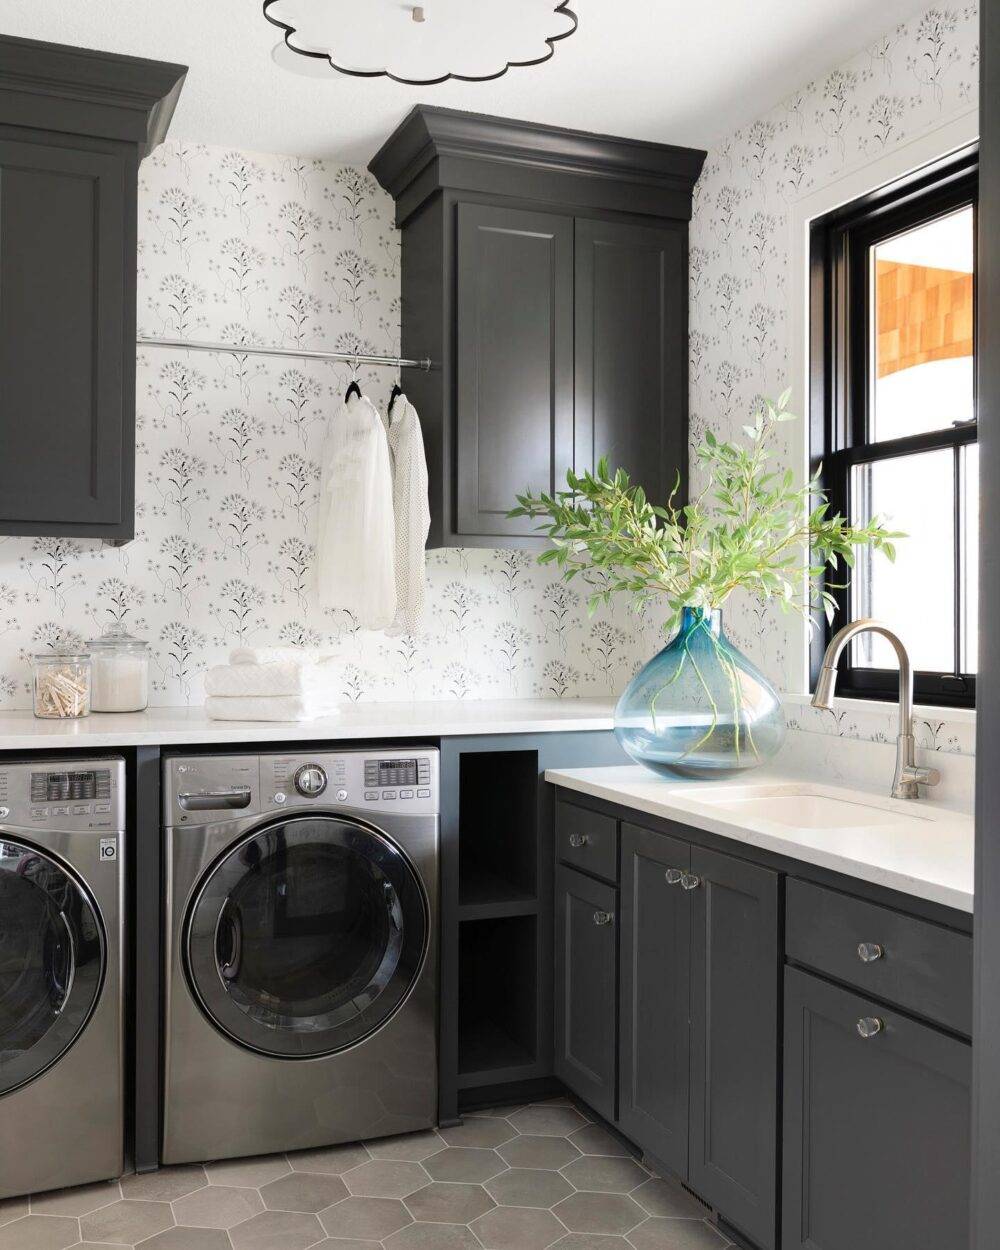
509, 390, 903, 636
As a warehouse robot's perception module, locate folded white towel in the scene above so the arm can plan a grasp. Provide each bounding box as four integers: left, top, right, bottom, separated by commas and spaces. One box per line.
205, 661, 340, 698
206, 694, 342, 722
230, 646, 337, 665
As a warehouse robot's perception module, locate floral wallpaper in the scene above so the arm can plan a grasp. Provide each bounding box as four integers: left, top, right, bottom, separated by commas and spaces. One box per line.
688, 2, 979, 756
0, 142, 652, 709
0, 5, 982, 756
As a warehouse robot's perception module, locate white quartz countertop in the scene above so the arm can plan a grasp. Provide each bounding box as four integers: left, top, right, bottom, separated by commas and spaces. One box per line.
546, 765, 974, 913
0, 697, 617, 751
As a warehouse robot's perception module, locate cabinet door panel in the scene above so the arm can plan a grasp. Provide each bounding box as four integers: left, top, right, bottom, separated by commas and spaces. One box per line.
618, 823, 690, 1174
783, 967, 970, 1250
0, 138, 128, 531
574, 218, 686, 504
689, 847, 779, 1249
456, 203, 573, 538
554, 865, 617, 1121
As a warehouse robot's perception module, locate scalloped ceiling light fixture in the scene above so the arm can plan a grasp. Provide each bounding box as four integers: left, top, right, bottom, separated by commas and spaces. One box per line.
264, 0, 578, 86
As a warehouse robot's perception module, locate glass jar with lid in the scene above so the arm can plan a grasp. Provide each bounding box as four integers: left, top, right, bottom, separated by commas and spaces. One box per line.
31, 650, 92, 719
87, 627, 150, 713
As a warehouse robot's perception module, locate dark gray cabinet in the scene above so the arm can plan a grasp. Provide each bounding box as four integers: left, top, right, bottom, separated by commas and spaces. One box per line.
556, 803, 780, 1249
574, 218, 688, 506
370, 107, 705, 548
554, 863, 618, 1123
783, 967, 971, 1250
618, 822, 690, 1176
456, 203, 574, 538
689, 846, 779, 1250
552, 789, 973, 1250
0, 36, 184, 540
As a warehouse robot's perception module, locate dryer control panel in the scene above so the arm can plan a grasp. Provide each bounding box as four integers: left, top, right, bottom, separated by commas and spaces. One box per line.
164, 749, 440, 825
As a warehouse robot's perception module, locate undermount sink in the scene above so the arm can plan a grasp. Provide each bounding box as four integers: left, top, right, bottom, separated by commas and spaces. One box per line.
670, 783, 934, 830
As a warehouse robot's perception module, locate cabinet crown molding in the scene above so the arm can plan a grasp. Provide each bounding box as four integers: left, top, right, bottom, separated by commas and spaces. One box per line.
0, 34, 187, 155
370, 105, 706, 224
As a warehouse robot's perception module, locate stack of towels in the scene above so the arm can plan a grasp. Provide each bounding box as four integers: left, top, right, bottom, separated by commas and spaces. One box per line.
205, 647, 341, 722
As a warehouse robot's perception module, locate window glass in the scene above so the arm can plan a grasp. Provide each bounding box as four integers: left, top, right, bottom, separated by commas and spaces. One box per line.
961, 442, 979, 673
872, 206, 974, 442
850, 449, 955, 672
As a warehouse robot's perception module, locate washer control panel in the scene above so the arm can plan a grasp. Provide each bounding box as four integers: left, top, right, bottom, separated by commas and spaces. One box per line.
165, 749, 439, 824
0, 758, 125, 831
266, 750, 439, 816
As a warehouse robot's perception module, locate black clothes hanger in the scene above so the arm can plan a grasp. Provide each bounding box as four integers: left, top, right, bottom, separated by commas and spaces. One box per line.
388, 382, 403, 414
345, 354, 362, 402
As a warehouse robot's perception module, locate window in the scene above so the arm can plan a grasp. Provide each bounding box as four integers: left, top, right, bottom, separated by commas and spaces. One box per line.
811, 148, 978, 708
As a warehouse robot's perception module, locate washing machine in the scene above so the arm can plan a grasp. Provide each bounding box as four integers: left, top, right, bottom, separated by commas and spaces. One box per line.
162, 748, 438, 1164
0, 758, 125, 1199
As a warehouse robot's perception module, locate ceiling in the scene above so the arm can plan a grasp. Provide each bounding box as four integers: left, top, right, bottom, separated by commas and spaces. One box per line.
0, 0, 930, 163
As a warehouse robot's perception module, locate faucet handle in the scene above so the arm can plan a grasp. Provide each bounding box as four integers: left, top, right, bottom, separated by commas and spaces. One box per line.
901, 764, 941, 788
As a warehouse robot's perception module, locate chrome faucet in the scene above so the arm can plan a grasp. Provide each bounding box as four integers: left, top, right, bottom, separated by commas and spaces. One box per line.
811, 619, 940, 800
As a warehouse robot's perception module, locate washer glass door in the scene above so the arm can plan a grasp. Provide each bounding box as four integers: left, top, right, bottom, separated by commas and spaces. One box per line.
185, 816, 428, 1058
0, 839, 104, 1095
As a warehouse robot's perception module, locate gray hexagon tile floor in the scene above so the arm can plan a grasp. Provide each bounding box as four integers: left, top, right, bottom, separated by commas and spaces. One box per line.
0, 1099, 734, 1249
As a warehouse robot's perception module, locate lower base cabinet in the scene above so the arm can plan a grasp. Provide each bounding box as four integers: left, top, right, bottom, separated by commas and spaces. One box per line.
782, 967, 971, 1250
554, 794, 972, 1250
554, 864, 618, 1122
688, 845, 779, 1250
557, 807, 780, 1250
619, 823, 691, 1177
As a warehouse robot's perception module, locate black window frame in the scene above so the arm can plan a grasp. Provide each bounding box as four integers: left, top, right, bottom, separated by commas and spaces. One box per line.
810, 144, 979, 709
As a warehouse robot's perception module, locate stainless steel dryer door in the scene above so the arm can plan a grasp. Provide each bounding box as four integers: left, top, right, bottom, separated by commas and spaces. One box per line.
0, 839, 105, 1095
184, 815, 429, 1058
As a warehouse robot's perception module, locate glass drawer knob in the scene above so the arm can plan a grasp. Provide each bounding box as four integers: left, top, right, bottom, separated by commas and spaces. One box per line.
680, 873, 702, 890
593, 910, 614, 926
856, 1016, 884, 1039
665, 868, 684, 885
858, 942, 883, 963
569, 833, 588, 848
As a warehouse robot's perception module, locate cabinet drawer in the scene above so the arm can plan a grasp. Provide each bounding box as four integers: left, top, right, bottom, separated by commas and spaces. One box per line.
556, 801, 618, 883
785, 879, 972, 1036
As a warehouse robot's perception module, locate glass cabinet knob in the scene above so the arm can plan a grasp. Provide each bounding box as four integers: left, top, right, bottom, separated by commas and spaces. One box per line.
856, 1016, 884, 1039
569, 833, 588, 848
593, 910, 614, 926
680, 873, 702, 891
858, 942, 883, 963
665, 868, 684, 885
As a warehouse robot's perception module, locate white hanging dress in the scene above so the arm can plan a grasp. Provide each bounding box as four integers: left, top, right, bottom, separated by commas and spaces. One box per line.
387, 394, 430, 634
317, 391, 397, 629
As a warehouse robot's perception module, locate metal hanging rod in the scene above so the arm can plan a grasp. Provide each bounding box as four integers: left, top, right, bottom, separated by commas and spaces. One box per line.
137, 335, 433, 371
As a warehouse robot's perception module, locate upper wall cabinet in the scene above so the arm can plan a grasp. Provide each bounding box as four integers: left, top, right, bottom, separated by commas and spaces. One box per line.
371, 107, 705, 549
0, 36, 185, 542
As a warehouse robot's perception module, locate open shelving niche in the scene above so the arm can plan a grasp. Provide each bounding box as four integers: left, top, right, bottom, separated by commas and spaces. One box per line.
456, 749, 542, 1087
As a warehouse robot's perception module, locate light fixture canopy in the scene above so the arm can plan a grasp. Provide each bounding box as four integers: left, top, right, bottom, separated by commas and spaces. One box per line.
263, 0, 578, 87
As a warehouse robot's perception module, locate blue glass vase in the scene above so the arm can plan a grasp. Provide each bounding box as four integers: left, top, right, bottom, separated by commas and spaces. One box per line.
614, 608, 785, 778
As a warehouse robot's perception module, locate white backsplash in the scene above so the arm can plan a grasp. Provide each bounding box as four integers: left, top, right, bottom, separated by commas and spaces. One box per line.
0, 142, 654, 709
778, 727, 975, 814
